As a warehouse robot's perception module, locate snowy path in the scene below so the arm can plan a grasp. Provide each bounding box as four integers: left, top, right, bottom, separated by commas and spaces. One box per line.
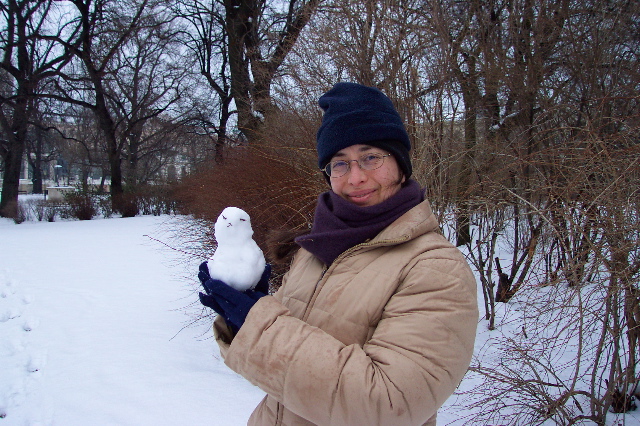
0, 216, 265, 425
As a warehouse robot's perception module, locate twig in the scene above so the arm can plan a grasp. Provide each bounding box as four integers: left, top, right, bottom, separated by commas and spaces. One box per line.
143, 234, 206, 258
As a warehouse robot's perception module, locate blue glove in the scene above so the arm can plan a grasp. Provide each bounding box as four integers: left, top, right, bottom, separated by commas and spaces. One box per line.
197, 261, 226, 323
198, 261, 270, 332
201, 279, 264, 331
198, 261, 271, 296
246, 263, 271, 300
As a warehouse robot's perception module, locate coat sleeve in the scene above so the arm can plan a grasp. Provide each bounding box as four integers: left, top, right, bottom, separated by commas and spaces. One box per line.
217, 256, 478, 426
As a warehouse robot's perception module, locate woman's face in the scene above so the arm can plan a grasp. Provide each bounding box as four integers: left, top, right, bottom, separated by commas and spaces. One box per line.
328, 144, 405, 207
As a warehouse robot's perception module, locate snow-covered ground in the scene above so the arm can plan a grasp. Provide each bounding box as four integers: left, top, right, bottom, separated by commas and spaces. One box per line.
0, 214, 265, 425
1, 210, 637, 425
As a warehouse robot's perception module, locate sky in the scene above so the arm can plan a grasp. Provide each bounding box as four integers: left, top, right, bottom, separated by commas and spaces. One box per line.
1, 209, 638, 425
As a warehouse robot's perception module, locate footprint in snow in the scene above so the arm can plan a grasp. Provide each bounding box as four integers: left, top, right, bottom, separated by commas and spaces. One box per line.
27, 350, 47, 373
22, 317, 39, 332
0, 285, 16, 299
0, 277, 16, 294
0, 383, 25, 420
0, 306, 22, 323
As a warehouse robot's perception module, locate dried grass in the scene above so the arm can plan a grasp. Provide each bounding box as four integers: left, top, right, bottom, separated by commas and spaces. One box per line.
173, 112, 326, 283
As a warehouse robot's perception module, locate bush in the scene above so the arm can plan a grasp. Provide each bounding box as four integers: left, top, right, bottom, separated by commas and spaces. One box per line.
36, 199, 62, 222
173, 142, 322, 290
43, 202, 61, 222
96, 195, 113, 218
114, 192, 139, 218
136, 185, 179, 216
22, 198, 63, 222
64, 192, 97, 220
12, 202, 27, 224
91, 188, 177, 219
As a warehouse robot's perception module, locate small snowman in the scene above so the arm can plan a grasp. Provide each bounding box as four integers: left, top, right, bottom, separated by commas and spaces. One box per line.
207, 207, 266, 292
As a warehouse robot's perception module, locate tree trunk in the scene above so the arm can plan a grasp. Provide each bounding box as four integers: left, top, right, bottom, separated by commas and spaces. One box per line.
215, 96, 234, 163
0, 138, 25, 218
107, 144, 124, 208
455, 63, 478, 247
223, 0, 262, 141
0, 106, 28, 217
31, 158, 43, 194
222, 0, 320, 142
93, 85, 124, 211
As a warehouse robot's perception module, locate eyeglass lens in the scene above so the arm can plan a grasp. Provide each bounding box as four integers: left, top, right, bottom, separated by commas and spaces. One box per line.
326, 154, 386, 177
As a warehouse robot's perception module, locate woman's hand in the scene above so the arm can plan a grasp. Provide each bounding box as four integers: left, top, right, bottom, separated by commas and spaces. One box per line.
198, 261, 270, 333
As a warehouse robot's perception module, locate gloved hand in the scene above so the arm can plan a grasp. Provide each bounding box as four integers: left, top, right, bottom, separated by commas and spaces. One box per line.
197, 261, 226, 324
246, 263, 271, 300
197, 261, 213, 286
198, 261, 270, 333
197, 261, 271, 296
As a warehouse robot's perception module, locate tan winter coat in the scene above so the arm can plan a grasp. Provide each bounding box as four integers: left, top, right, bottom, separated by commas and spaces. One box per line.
214, 198, 478, 425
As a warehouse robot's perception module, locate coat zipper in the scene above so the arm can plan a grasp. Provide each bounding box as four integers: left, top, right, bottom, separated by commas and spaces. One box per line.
301, 264, 328, 322
276, 400, 283, 425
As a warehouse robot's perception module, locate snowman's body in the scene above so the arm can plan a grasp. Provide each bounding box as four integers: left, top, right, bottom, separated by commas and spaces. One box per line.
207, 207, 265, 292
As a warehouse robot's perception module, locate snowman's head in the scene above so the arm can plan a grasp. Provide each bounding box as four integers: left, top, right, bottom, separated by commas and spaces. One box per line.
214, 206, 254, 244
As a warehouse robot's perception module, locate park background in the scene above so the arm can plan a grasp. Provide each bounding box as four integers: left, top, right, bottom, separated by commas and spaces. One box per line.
1, 1, 638, 424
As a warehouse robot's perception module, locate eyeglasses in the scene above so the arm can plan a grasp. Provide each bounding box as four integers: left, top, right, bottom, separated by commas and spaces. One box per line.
323, 153, 392, 178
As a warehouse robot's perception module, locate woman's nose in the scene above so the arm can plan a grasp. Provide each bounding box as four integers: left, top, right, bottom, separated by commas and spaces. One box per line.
346, 160, 367, 184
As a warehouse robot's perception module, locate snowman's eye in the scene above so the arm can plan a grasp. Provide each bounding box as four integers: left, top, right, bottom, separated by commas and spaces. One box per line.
240, 218, 246, 222
222, 215, 227, 220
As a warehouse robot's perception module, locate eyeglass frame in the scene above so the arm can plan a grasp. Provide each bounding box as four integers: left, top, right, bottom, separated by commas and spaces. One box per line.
322, 152, 392, 178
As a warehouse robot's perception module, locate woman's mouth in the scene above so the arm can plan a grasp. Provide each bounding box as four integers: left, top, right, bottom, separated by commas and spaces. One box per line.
347, 189, 375, 204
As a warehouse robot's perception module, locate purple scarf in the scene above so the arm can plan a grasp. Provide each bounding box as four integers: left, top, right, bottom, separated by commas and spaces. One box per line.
295, 180, 424, 265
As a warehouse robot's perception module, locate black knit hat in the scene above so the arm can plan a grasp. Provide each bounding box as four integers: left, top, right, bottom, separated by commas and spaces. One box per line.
317, 82, 412, 179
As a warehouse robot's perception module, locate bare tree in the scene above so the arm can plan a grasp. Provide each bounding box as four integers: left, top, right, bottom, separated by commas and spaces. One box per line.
450, 0, 640, 422
52, 105, 109, 193
25, 108, 61, 194
108, 17, 188, 187
223, 0, 322, 142
0, 0, 76, 217
51, 0, 175, 213
173, 0, 232, 163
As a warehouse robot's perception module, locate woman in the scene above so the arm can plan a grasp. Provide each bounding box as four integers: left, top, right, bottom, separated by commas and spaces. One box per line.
198, 82, 478, 425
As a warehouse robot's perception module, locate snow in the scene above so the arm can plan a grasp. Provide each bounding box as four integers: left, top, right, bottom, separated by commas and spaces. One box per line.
1, 212, 638, 425
0, 215, 265, 425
